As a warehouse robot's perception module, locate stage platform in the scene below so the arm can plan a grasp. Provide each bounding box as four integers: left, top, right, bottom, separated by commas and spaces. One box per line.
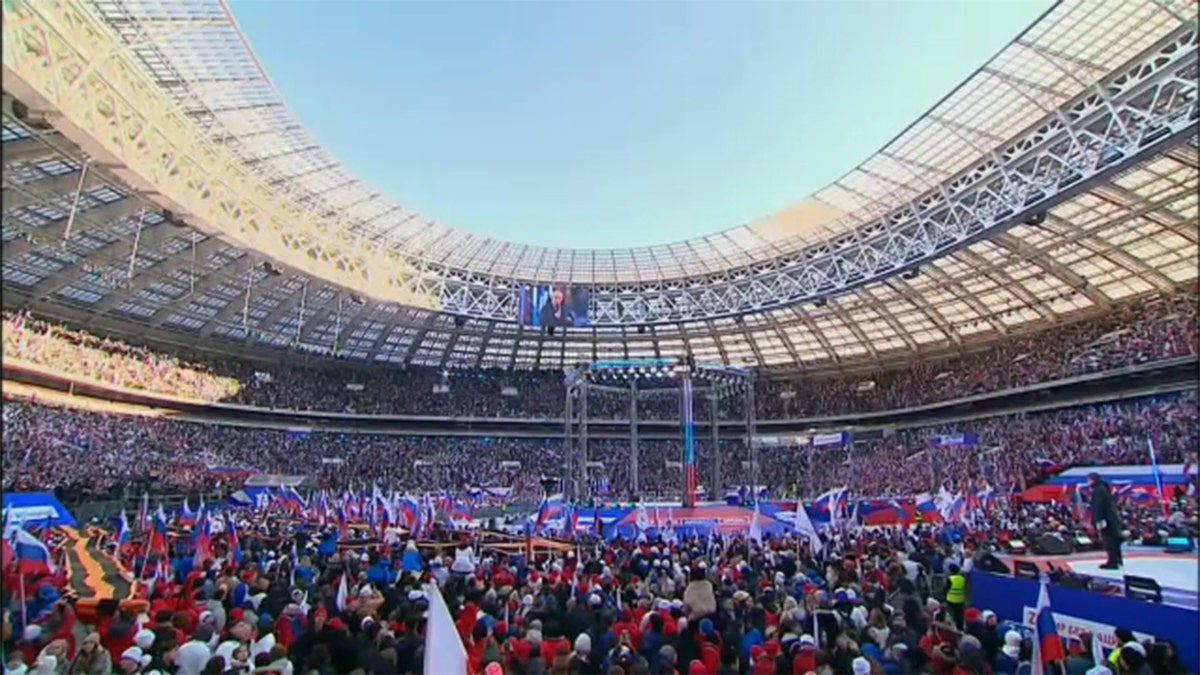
998, 547, 1198, 610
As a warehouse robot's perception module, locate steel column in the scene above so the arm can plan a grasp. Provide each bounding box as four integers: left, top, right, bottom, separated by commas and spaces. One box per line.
579, 381, 589, 503
564, 379, 575, 501
681, 375, 697, 508
711, 388, 721, 499
746, 375, 758, 503
630, 380, 639, 497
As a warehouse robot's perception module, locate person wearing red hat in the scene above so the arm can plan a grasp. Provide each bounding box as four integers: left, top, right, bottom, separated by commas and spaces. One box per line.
750, 644, 774, 675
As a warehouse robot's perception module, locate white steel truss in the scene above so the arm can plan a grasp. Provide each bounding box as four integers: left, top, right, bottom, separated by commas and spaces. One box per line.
414, 23, 1200, 325
3, 0, 1196, 328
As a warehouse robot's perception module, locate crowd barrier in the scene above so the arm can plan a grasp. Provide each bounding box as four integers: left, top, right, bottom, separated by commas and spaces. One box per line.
969, 569, 1198, 672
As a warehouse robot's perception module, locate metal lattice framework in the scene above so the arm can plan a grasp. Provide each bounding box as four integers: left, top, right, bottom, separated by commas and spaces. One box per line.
2, 0, 1199, 373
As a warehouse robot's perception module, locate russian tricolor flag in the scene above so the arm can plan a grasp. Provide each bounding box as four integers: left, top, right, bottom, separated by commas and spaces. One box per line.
534, 495, 563, 534
178, 498, 197, 527
1031, 579, 1067, 674
12, 526, 56, 576
226, 515, 243, 565
137, 493, 149, 532
192, 510, 212, 568
914, 492, 938, 513
116, 510, 131, 549
151, 504, 170, 555
281, 486, 308, 513
812, 487, 846, 514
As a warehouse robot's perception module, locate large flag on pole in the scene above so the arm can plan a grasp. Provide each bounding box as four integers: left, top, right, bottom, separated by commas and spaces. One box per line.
1147, 438, 1170, 518
335, 573, 349, 614
116, 510, 131, 549
793, 497, 823, 557
424, 582, 468, 675
1030, 578, 1067, 675
12, 526, 56, 575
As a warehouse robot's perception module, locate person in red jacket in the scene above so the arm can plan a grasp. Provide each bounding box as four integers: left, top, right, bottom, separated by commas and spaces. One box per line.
97, 607, 140, 667
540, 623, 571, 664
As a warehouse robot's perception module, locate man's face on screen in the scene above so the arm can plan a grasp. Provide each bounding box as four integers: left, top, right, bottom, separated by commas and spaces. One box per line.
553, 289, 565, 306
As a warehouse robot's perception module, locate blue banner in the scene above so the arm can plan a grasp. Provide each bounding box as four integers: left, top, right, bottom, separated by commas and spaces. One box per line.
969, 571, 1197, 673
811, 431, 851, 447
2, 492, 78, 527
930, 433, 979, 447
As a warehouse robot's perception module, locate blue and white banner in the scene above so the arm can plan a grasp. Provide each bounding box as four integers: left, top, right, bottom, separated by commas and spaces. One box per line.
811, 432, 851, 447
930, 433, 979, 447
2, 492, 78, 527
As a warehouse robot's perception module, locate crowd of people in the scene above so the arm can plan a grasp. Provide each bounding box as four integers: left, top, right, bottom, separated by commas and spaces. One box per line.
3, 488, 1193, 675
2, 290, 1198, 675
4, 286, 1195, 420
5, 391, 1195, 508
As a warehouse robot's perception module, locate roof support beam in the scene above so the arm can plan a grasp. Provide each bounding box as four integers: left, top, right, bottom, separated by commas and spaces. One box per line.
741, 323, 767, 368
991, 232, 1113, 308
5, 197, 145, 259
1, 136, 78, 165
956, 248, 1058, 323
149, 255, 258, 329
766, 314, 805, 368
881, 279, 964, 347
829, 304, 879, 359
77, 233, 228, 315
861, 291, 921, 352
247, 279, 312, 347
2, 171, 105, 212
916, 266, 1008, 336
794, 311, 841, 366
198, 269, 298, 339
1043, 212, 1176, 292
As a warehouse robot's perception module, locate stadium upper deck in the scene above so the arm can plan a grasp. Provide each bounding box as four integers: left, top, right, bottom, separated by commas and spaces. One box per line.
1, 0, 1197, 372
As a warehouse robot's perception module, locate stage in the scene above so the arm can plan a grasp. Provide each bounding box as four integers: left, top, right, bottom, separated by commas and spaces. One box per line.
999, 546, 1199, 610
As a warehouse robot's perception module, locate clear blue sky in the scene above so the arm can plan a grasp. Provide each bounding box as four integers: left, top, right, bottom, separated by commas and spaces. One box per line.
229, 0, 1052, 250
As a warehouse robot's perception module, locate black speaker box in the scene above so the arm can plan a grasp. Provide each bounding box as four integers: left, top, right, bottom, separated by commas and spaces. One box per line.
1031, 534, 1073, 556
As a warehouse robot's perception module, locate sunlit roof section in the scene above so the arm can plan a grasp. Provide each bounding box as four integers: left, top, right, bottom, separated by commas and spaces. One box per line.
72, 0, 1196, 283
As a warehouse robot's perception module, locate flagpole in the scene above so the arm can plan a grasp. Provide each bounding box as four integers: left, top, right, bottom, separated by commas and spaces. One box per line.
1147, 437, 1170, 519
19, 572, 27, 628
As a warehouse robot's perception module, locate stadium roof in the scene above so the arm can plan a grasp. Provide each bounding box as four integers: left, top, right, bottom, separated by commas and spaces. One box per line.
2, 0, 1198, 373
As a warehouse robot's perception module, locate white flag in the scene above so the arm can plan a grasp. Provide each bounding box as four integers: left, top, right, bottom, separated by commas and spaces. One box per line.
424, 582, 468, 675
793, 498, 823, 557
335, 573, 349, 613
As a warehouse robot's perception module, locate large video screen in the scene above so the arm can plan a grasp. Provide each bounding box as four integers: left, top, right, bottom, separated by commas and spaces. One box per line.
517, 284, 591, 328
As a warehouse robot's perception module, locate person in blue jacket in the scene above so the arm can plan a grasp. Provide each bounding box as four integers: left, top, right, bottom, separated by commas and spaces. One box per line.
401, 540, 424, 574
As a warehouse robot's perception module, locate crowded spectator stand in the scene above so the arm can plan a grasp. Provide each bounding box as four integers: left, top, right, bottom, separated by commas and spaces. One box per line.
3, 285, 1195, 422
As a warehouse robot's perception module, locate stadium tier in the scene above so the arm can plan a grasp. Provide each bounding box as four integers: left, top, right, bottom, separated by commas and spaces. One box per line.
2, 1, 1198, 674
4, 392, 1197, 502
3, 285, 1197, 419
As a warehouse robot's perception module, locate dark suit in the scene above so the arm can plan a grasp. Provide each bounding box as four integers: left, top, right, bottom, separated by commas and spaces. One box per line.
1090, 478, 1123, 566
539, 298, 576, 327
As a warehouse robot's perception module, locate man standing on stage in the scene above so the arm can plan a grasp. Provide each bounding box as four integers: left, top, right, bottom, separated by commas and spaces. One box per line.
1088, 472, 1123, 569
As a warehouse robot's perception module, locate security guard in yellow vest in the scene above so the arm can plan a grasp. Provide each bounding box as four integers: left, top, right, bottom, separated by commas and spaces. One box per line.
945, 563, 967, 629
